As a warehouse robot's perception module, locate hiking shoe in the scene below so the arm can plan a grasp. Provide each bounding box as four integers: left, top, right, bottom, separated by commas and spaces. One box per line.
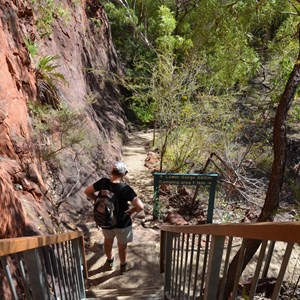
105, 257, 115, 270
120, 262, 134, 275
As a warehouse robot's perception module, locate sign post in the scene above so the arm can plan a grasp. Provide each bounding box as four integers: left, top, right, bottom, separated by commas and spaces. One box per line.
153, 173, 219, 223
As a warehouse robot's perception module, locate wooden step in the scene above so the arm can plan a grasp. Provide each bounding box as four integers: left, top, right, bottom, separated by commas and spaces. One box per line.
86, 287, 163, 299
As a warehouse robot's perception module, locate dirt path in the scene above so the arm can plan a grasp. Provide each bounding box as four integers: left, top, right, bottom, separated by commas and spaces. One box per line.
122, 130, 155, 206
122, 130, 161, 243
123, 131, 152, 174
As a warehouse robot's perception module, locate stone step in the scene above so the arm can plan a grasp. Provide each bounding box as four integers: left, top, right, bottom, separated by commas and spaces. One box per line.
86, 287, 163, 299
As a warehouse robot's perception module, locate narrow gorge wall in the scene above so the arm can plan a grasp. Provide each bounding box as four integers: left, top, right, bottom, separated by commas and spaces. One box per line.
0, 0, 127, 238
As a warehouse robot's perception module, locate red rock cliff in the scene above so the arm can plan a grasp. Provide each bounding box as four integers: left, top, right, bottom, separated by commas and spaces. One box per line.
0, 0, 127, 238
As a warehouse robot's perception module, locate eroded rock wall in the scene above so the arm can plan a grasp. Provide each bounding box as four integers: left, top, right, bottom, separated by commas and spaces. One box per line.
0, 0, 41, 238
0, 0, 127, 238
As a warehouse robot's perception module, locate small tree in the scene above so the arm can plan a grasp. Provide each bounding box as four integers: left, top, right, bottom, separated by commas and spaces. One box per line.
223, 11, 300, 299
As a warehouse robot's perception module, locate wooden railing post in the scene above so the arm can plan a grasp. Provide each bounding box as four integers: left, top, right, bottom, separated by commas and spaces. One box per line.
163, 231, 174, 299
204, 235, 225, 299
72, 238, 86, 299
271, 242, 294, 299
23, 249, 51, 300
0, 257, 18, 300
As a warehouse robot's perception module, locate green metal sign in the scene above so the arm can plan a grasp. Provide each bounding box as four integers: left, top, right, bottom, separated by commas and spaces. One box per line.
153, 173, 219, 223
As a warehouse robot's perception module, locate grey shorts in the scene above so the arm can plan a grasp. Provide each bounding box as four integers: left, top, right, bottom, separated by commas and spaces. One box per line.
101, 226, 133, 244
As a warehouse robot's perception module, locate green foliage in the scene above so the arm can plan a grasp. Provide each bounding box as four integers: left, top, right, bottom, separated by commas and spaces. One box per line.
122, 51, 239, 171
36, 55, 65, 82
103, 1, 144, 62
22, 45, 67, 110
106, 0, 299, 95
130, 100, 155, 124
268, 11, 299, 102
24, 37, 38, 59
104, 2, 138, 26
288, 179, 300, 206
188, 2, 266, 91
28, 102, 94, 159
256, 152, 274, 174
155, 5, 176, 52
157, 5, 176, 35
29, 0, 70, 37
163, 126, 204, 172
90, 17, 102, 28
103, 0, 193, 65
28, 101, 52, 133
35, 55, 67, 109
289, 104, 300, 123
113, 43, 241, 171
85, 92, 98, 105
161, 94, 239, 172
241, 288, 249, 300
154, 5, 193, 55
103, 0, 300, 179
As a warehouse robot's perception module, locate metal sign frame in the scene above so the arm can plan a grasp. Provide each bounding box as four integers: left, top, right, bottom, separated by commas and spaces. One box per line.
153, 173, 219, 223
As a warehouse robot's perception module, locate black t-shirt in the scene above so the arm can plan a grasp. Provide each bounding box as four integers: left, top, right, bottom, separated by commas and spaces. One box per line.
93, 178, 137, 228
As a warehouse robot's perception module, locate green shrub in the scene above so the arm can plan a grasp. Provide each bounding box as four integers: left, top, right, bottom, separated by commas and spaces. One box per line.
28, 102, 94, 160
24, 37, 38, 59
256, 152, 274, 174
35, 55, 67, 109
29, 0, 70, 37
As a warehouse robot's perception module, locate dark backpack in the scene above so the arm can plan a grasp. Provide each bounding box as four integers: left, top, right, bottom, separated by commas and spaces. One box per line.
93, 183, 125, 229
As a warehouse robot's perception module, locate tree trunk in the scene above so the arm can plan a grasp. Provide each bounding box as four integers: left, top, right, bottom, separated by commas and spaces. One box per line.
159, 128, 171, 172
222, 29, 300, 299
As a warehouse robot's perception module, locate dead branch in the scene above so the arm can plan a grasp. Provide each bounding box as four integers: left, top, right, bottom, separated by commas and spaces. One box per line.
202, 152, 267, 205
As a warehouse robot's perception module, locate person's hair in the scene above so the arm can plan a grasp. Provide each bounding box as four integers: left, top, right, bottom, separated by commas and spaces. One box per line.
111, 169, 127, 176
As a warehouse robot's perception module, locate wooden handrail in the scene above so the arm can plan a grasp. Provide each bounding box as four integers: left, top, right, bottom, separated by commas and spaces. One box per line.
161, 221, 300, 243
0, 231, 83, 256
161, 221, 300, 299
0, 230, 88, 298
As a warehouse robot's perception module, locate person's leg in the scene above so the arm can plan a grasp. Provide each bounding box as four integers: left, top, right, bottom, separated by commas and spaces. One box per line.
118, 242, 128, 265
118, 242, 134, 274
104, 238, 114, 260
115, 226, 133, 264
102, 228, 116, 261
115, 226, 134, 273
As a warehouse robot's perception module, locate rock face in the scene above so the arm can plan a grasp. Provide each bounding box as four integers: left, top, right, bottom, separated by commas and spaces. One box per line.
0, 0, 127, 238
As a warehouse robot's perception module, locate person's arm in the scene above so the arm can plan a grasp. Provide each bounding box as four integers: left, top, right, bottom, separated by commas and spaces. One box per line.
126, 196, 144, 218
84, 184, 97, 202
